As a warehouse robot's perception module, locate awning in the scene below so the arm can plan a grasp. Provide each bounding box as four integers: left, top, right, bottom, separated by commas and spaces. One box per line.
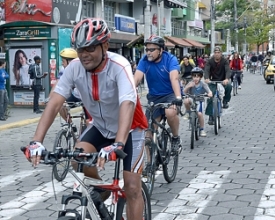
183, 38, 205, 48
165, 36, 192, 47
126, 34, 144, 47
165, 40, 175, 48
198, 2, 207, 9
111, 32, 139, 44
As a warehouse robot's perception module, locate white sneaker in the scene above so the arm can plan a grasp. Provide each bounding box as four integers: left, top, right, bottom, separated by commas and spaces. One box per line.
183, 113, 189, 120
238, 85, 241, 89
200, 130, 207, 137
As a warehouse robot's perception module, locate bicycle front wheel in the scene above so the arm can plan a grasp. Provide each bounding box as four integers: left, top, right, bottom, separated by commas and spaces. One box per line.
116, 181, 151, 220
213, 98, 219, 135
161, 129, 179, 183
52, 129, 74, 182
142, 141, 156, 197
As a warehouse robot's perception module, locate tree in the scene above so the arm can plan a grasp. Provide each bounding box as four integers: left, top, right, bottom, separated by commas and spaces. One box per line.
214, 0, 262, 51
246, 11, 270, 53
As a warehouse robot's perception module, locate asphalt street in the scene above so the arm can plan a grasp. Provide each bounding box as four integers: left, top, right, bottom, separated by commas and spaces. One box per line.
1, 71, 275, 220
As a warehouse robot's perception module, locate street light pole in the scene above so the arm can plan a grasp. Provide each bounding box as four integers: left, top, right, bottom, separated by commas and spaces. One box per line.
244, 16, 247, 55
210, 0, 215, 53
234, 0, 238, 52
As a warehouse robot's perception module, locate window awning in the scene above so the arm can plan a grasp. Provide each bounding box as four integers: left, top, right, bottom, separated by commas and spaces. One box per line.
165, 36, 192, 47
198, 2, 207, 9
126, 34, 144, 47
165, 40, 175, 48
183, 38, 205, 49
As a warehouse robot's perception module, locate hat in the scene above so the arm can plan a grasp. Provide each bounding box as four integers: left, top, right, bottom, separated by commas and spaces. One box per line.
214, 46, 222, 52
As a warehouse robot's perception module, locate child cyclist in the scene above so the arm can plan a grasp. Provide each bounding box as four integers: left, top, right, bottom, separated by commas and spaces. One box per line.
183, 67, 212, 137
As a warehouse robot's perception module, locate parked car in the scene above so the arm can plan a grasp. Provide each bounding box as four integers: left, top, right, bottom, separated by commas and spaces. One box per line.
263, 56, 275, 84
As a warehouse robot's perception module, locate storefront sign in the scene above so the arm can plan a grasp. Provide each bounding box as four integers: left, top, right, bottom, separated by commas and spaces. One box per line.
115, 14, 135, 33
5, 0, 52, 22
4, 27, 51, 40
14, 91, 45, 106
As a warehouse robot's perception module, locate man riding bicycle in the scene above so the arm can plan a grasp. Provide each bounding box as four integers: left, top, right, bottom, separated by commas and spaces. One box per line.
204, 46, 232, 125
134, 35, 182, 153
23, 18, 148, 220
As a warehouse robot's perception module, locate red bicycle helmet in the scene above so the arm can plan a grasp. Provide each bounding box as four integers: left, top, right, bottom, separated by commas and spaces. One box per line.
71, 18, 111, 49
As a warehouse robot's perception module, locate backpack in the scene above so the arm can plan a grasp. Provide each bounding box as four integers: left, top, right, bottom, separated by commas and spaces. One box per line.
28, 64, 35, 79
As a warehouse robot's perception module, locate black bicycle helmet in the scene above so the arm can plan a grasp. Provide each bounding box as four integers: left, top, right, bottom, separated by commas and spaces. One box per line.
191, 67, 204, 77
71, 18, 111, 49
144, 35, 165, 49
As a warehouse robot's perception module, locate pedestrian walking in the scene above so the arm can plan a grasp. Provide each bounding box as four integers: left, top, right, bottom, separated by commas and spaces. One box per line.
29, 56, 47, 114
0, 60, 9, 121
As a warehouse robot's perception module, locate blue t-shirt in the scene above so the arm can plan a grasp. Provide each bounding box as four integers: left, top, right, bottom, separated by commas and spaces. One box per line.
0, 68, 9, 90
137, 51, 180, 96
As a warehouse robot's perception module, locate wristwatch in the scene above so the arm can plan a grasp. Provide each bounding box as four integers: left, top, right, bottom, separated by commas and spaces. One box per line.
176, 96, 181, 100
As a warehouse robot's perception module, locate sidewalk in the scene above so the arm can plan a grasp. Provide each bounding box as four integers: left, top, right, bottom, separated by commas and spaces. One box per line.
0, 107, 82, 131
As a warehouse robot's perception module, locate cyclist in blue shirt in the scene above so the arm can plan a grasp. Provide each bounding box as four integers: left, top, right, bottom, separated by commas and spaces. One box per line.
0, 60, 9, 121
134, 35, 182, 153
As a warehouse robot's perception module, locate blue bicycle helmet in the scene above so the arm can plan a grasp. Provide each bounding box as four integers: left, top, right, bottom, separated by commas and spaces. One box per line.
191, 67, 204, 77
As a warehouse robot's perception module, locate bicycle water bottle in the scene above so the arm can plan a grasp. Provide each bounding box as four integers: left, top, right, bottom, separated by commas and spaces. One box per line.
91, 191, 111, 219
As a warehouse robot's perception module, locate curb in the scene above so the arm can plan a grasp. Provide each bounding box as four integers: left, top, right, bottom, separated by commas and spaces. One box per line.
0, 107, 82, 131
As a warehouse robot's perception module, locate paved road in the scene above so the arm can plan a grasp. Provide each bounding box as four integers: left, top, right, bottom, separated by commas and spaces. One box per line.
1, 72, 275, 220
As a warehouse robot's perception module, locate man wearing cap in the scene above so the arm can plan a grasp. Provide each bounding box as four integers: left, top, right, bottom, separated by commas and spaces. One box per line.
204, 46, 232, 125
30, 56, 47, 114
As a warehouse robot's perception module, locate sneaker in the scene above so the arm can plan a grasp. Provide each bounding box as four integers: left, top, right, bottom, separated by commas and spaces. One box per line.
208, 116, 214, 125
200, 130, 207, 137
171, 136, 182, 154
238, 85, 241, 89
0, 116, 6, 121
35, 110, 43, 114
222, 101, 229, 109
183, 112, 189, 120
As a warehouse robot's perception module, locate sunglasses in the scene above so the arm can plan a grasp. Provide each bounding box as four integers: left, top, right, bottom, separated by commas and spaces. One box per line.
77, 45, 98, 53
145, 48, 159, 52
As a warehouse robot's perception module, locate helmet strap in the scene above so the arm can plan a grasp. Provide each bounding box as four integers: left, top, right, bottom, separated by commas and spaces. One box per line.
151, 48, 162, 62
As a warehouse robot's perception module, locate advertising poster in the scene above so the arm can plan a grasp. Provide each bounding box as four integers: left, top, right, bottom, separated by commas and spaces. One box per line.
5, 0, 52, 22
9, 48, 42, 87
14, 91, 45, 106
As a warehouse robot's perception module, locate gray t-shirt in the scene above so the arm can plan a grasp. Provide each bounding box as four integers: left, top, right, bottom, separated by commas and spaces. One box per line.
54, 51, 136, 139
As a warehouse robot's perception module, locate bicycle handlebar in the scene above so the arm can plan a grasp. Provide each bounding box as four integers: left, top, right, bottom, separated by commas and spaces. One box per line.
65, 102, 83, 108
20, 146, 127, 166
183, 93, 209, 99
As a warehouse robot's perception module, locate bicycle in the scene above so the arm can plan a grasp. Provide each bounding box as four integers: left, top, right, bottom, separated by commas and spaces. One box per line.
142, 102, 180, 196
21, 146, 151, 220
183, 94, 208, 150
53, 102, 87, 182
209, 81, 223, 135
231, 70, 241, 96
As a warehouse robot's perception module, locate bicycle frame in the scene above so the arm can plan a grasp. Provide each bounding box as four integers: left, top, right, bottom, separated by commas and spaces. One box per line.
61, 157, 125, 220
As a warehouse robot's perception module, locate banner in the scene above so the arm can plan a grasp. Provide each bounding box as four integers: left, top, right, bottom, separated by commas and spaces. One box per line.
5, 0, 52, 22
14, 91, 45, 106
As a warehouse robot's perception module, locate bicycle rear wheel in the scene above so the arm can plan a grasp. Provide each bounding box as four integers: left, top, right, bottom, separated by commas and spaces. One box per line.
161, 129, 179, 183
116, 181, 151, 220
142, 141, 156, 197
213, 98, 219, 135
52, 129, 74, 181
190, 112, 196, 149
